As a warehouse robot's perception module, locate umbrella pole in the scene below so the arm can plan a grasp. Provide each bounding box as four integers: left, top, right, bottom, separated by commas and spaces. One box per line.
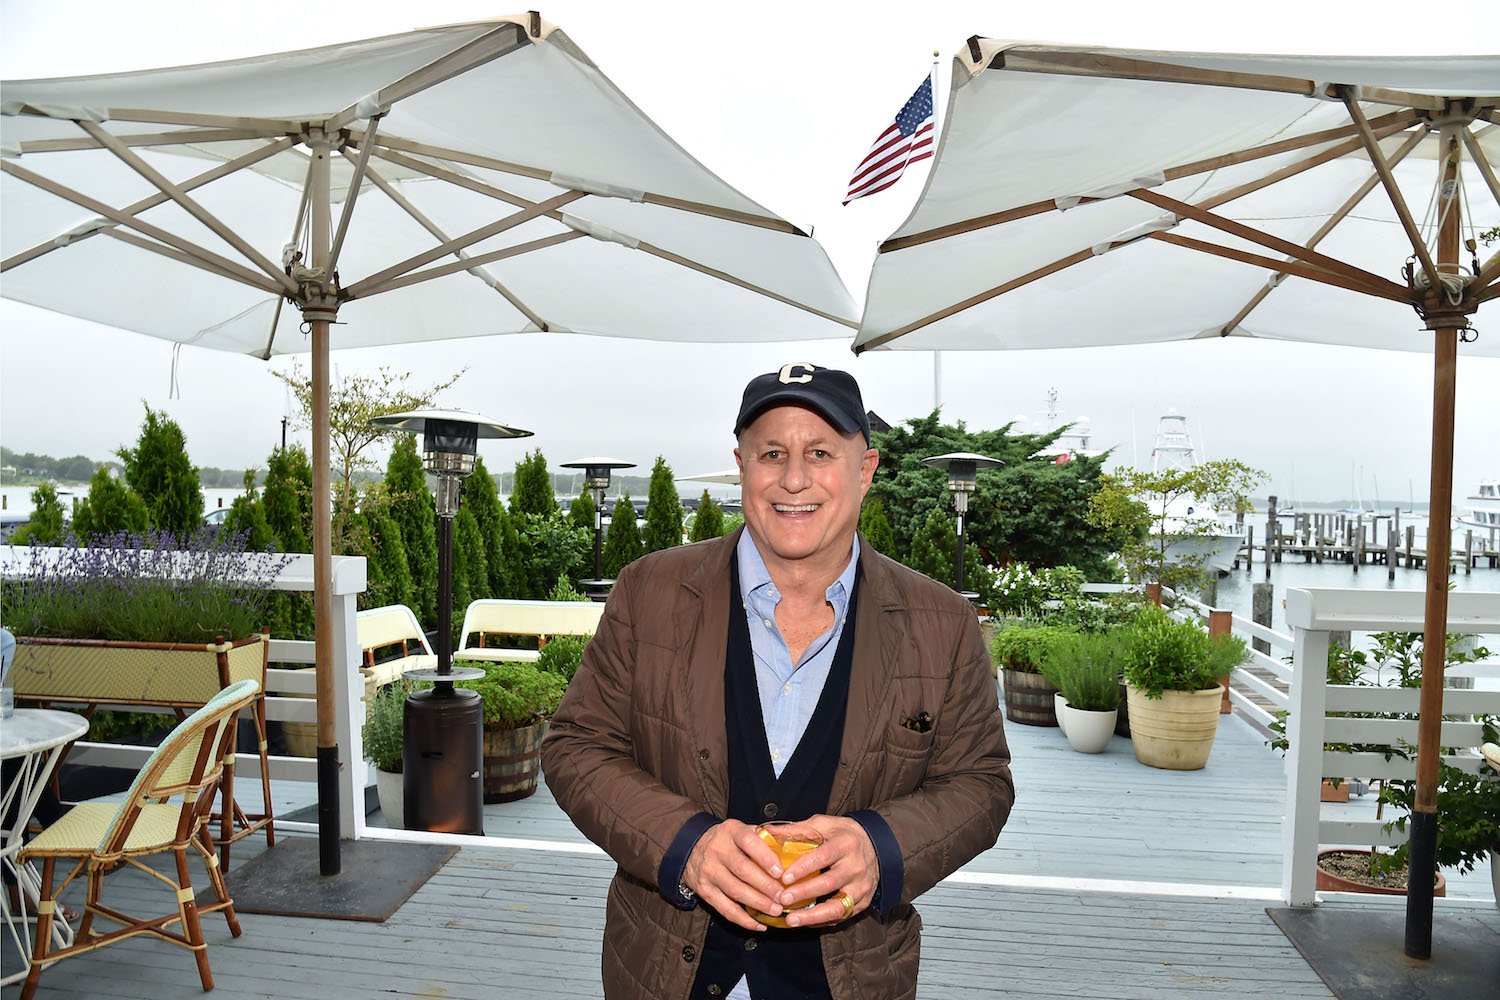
1405, 134, 1463, 960
308, 134, 341, 877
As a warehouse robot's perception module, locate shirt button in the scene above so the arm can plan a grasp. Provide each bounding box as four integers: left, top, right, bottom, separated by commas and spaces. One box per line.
782, 682, 792, 694
763, 802, 778, 819
744, 939, 758, 951
770, 750, 782, 762
762, 618, 773, 629
681, 945, 696, 963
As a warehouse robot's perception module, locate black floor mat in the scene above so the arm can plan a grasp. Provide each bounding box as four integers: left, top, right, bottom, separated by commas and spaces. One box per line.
1267, 906, 1500, 1000
227, 837, 456, 923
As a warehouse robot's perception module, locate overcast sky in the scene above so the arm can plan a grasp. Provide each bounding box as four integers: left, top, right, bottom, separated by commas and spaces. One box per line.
2, 0, 1497, 506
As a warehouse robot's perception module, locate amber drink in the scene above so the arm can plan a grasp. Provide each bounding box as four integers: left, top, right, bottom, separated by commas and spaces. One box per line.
745, 823, 822, 929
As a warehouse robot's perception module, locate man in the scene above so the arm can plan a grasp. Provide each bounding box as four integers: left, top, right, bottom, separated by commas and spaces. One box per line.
542, 363, 1013, 1000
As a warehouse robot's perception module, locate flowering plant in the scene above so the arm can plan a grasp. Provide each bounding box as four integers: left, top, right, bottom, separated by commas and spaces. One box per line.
2, 529, 291, 644
987, 562, 1086, 619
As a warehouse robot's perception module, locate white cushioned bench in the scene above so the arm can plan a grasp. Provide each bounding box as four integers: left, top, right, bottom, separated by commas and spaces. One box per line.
357, 604, 436, 692
458, 599, 604, 663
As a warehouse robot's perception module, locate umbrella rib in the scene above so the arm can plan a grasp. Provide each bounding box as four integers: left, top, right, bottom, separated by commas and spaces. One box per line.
357, 162, 557, 328
0, 159, 287, 293
991, 49, 1449, 112
98, 227, 282, 292
348, 231, 586, 297
366, 132, 801, 234
1340, 87, 1441, 288
14, 126, 287, 154
1, 136, 294, 274
87, 106, 306, 134
1128, 188, 1407, 298
340, 188, 587, 299
1150, 231, 1410, 303
326, 115, 383, 276
631, 241, 859, 328
77, 120, 299, 296
324, 23, 529, 133
1459, 127, 1500, 214
1217, 129, 1428, 334
879, 109, 1419, 253
260, 159, 316, 361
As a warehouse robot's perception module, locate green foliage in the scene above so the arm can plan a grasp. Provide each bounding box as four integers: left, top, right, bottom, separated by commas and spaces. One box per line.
464, 661, 566, 729
274, 362, 465, 506
262, 445, 312, 553
70, 467, 148, 542
355, 487, 414, 613
494, 504, 528, 599
908, 507, 955, 585
721, 513, 745, 537
689, 491, 724, 543
87, 710, 173, 743
602, 494, 644, 577
547, 577, 590, 602
858, 496, 896, 556
641, 456, 684, 553
512, 511, 590, 599
568, 487, 596, 533
386, 435, 438, 626
986, 562, 1086, 619
12, 482, 69, 545
452, 507, 491, 647
116, 404, 204, 538
990, 623, 1078, 674
1086, 460, 1266, 593
1122, 606, 1245, 698
868, 410, 1130, 581
1377, 719, 1500, 875
361, 679, 412, 773
509, 449, 557, 518
463, 457, 508, 598
1042, 631, 1125, 711
537, 634, 589, 685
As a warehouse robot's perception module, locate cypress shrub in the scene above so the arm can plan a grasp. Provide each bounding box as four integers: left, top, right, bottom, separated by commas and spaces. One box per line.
117, 404, 203, 538
464, 456, 507, 596
452, 506, 491, 648
859, 496, 896, 555
641, 455, 684, 553
908, 506, 955, 586
386, 434, 438, 627
263, 445, 313, 553
602, 493, 643, 577
12, 482, 68, 545
509, 449, 557, 518
689, 491, 723, 542
71, 466, 148, 542
221, 471, 275, 550
568, 488, 596, 533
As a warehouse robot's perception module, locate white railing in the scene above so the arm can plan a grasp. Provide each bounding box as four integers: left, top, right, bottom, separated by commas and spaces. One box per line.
1281, 588, 1500, 905
1, 549, 371, 840
1166, 589, 1294, 732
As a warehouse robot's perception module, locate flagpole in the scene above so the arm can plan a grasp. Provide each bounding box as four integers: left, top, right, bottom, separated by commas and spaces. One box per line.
930, 52, 942, 416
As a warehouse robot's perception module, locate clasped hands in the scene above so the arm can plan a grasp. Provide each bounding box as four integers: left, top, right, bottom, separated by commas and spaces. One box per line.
681, 815, 877, 932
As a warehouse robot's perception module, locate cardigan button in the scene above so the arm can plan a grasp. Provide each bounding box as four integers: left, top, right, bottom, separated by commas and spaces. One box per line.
708, 986, 723, 997
744, 939, 758, 951
762, 802, 778, 819
681, 945, 696, 963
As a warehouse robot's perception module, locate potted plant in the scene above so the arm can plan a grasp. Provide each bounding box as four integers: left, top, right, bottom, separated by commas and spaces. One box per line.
991, 623, 1076, 727
465, 660, 567, 802
1042, 631, 1125, 753
1122, 606, 1246, 770
362, 677, 412, 828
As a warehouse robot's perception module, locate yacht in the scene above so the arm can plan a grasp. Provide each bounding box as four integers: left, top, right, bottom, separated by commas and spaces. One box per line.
1457, 478, 1500, 534
1021, 388, 1105, 464
1146, 411, 1246, 574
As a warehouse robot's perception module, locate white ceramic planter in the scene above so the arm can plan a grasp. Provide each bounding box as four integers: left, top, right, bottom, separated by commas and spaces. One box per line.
1054, 694, 1070, 736
376, 767, 404, 830
1060, 704, 1117, 754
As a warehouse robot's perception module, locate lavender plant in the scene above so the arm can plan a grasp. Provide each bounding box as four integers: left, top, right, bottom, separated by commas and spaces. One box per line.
2, 529, 292, 643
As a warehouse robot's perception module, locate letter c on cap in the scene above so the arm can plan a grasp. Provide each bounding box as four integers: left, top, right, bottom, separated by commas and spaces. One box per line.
778, 363, 815, 385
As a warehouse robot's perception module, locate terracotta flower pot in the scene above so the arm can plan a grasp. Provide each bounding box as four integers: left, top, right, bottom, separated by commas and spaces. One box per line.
1315, 848, 1446, 897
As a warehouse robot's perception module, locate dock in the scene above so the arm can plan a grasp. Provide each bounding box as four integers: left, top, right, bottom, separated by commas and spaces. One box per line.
6, 702, 1495, 999
1233, 506, 1500, 576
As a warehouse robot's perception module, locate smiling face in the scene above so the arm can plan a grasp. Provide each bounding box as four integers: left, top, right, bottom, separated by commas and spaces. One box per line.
734, 404, 878, 582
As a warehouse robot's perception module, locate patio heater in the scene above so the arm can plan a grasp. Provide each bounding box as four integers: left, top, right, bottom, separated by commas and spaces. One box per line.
560, 458, 635, 595
920, 452, 1003, 596
370, 409, 532, 835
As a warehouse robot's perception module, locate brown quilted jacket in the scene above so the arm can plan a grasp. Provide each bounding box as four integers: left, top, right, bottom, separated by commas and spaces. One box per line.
540, 530, 1014, 999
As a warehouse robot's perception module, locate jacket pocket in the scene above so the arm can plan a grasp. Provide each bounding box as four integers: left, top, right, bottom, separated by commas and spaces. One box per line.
885, 721, 935, 758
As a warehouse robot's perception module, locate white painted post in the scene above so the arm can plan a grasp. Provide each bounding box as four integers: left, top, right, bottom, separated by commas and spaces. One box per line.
331, 589, 367, 839
1283, 589, 1330, 907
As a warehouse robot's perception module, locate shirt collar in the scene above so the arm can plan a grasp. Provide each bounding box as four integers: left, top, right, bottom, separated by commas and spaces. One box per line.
736, 530, 860, 610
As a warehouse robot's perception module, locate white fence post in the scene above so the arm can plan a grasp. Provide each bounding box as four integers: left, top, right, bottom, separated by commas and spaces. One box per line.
1282, 595, 1329, 907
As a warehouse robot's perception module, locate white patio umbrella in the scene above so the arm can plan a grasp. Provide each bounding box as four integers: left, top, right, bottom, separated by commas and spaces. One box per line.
1, 13, 855, 872
853, 40, 1498, 957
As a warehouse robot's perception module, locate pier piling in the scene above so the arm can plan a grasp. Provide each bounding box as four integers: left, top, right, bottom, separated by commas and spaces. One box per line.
1251, 582, 1272, 656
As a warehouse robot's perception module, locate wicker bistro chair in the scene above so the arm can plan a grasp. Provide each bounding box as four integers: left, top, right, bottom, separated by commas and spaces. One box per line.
16, 679, 260, 1000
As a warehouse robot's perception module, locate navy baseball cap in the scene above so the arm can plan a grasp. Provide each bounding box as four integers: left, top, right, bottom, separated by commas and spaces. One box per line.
733, 363, 870, 443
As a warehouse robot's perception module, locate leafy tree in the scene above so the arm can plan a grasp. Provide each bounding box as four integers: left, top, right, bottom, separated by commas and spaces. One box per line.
117, 404, 203, 538
514, 512, 590, 598
463, 456, 508, 597
868, 410, 1132, 581
509, 449, 557, 517
909, 507, 955, 586
602, 494, 643, 577
12, 482, 67, 544
263, 445, 313, 553
273, 362, 465, 510
689, 491, 724, 543
221, 470, 275, 550
641, 456, 684, 553
568, 488, 596, 533
70, 466, 148, 542
858, 496, 895, 555
1087, 459, 1266, 594
386, 434, 439, 626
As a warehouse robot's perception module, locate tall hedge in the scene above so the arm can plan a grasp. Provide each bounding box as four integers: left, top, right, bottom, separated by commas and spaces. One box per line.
452, 506, 491, 646
689, 491, 723, 543
602, 493, 643, 578
221, 471, 275, 550
858, 496, 896, 556
909, 507, 955, 587
263, 445, 313, 554
13, 482, 67, 545
117, 404, 203, 538
641, 455, 684, 553
568, 488, 596, 533
386, 434, 438, 626
509, 449, 556, 518
463, 456, 507, 597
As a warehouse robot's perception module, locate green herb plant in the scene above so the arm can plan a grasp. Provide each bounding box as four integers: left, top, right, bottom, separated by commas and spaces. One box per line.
362, 678, 412, 774
1042, 631, 1125, 712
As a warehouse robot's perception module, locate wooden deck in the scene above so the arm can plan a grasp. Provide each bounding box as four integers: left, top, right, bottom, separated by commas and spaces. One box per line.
6, 697, 1496, 999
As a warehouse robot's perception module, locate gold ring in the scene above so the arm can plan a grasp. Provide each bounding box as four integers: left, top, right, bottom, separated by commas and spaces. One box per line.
837, 891, 855, 920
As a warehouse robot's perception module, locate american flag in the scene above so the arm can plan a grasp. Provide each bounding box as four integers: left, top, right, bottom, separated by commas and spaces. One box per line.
844, 75, 935, 204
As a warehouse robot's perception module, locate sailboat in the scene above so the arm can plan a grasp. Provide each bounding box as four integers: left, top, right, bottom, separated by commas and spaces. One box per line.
1147, 411, 1246, 574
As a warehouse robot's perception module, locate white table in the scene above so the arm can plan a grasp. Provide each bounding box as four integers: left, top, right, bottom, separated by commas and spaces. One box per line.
1, 708, 88, 987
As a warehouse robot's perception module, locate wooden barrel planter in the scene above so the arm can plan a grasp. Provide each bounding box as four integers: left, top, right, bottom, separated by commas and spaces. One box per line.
1002, 668, 1059, 727
482, 720, 548, 803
